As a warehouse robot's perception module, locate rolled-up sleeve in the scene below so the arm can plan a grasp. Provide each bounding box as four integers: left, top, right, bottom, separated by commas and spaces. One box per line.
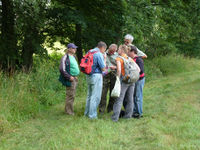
137, 47, 147, 57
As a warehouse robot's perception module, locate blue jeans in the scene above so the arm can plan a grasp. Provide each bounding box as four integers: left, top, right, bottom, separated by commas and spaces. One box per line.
133, 77, 145, 116
84, 74, 103, 119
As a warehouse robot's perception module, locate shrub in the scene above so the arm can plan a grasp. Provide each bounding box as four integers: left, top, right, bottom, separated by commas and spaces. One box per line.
144, 59, 163, 82
151, 54, 189, 76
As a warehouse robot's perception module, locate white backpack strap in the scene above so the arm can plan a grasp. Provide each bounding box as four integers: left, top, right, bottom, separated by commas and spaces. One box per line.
127, 56, 133, 61
118, 55, 126, 62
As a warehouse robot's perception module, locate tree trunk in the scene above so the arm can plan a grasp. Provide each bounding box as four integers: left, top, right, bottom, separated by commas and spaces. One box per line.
75, 24, 83, 64
0, 0, 17, 71
21, 34, 34, 71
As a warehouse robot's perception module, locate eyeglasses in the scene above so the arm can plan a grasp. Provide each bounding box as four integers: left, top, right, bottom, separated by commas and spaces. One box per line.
124, 41, 129, 44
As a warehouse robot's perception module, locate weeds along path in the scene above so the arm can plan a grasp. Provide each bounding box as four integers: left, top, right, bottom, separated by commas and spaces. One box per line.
0, 71, 200, 150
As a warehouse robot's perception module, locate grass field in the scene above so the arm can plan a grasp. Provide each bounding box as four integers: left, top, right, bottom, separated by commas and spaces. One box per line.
0, 65, 200, 150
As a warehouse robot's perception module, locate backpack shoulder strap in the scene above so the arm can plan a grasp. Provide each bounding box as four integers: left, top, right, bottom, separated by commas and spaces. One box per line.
120, 56, 132, 62
88, 49, 98, 54
127, 56, 132, 61
84, 50, 97, 57
118, 55, 126, 61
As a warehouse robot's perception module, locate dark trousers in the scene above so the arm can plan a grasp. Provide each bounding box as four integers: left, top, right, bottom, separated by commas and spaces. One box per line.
99, 72, 116, 113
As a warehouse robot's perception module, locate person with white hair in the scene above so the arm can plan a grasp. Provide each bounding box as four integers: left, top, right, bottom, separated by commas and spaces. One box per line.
124, 34, 147, 59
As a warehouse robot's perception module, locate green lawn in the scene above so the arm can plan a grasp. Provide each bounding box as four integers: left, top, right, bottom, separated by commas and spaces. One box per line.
0, 71, 200, 150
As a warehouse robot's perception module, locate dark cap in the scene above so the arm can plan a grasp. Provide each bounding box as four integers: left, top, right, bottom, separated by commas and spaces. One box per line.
67, 43, 78, 49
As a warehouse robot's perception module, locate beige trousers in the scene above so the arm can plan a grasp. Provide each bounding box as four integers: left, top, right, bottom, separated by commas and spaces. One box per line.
65, 79, 78, 115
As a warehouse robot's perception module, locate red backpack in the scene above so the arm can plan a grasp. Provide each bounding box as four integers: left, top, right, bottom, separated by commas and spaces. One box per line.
80, 51, 98, 75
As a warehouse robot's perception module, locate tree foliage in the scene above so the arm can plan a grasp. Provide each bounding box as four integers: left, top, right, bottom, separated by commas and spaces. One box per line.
0, 0, 199, 71
124, 0, 200, 57
0, 0, 48, 71
46, 0, 126, 62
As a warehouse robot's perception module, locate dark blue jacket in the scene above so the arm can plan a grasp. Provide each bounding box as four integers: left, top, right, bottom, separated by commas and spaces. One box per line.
59, 54, 72, 87
134, 56, 145, 80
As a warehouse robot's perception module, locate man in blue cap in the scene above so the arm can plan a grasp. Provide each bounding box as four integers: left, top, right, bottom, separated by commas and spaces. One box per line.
59, 43, 80, 115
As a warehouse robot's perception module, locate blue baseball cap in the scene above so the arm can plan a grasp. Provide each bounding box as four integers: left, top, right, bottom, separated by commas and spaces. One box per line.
67, 43, 78, 49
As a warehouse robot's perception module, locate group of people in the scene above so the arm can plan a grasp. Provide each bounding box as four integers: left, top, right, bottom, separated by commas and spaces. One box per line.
59, 34, 147, 122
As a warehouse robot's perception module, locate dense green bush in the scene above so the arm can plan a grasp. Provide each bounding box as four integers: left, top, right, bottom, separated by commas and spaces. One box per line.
142, 54, 199, 82
152, 54, 188, 76
144, 60, 163, 82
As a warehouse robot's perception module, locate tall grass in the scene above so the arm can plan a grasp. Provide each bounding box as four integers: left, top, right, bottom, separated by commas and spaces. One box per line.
0, 59, 60, 134
0, 53, 199, 135
144, 54, 200, 81
0, 53, 88, 134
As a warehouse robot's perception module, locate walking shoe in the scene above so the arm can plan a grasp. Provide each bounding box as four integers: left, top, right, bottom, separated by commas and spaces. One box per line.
132, 113, 140, 119
99, 109, 105, 114
119, 110, 125, 118
66, 113, 74, 116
